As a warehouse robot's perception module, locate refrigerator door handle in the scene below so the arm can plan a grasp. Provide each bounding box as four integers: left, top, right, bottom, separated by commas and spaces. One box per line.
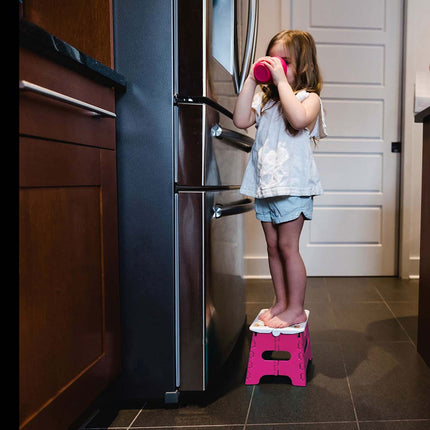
212, 198, 254, 218
211, 124, 253, 152
233, 0, 259, 94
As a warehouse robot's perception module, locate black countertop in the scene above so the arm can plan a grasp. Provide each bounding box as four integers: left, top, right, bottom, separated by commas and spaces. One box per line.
415, 106, 430, 123
19, 19, 127, 92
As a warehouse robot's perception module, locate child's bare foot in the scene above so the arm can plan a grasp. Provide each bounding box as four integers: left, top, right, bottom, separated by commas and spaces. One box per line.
265, 308, 307, 328
259, 303, 287, 323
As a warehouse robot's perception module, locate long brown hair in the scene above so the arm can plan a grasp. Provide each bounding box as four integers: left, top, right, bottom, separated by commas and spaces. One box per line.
261, 30, 323, 135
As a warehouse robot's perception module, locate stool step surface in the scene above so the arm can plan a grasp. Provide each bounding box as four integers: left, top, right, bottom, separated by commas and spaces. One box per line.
249, 309, 310, 336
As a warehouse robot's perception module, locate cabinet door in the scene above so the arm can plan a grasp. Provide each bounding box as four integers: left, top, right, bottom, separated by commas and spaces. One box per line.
22, 0, 114, 68
19, 137, 120, 430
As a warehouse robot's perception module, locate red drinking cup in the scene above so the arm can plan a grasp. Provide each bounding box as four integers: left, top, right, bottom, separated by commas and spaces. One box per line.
253, 56, 288, 84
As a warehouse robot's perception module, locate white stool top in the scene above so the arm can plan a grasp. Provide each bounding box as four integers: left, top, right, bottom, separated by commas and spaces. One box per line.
249, 309, 310, 336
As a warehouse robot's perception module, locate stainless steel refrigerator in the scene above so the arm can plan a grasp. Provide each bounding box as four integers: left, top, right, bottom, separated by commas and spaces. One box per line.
113, 0, 258, 402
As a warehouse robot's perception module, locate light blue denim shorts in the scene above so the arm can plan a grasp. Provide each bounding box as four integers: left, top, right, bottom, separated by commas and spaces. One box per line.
254, 196, 313, 224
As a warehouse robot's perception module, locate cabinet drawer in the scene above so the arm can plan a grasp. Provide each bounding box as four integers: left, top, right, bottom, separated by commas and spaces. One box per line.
19, 48, 116, 150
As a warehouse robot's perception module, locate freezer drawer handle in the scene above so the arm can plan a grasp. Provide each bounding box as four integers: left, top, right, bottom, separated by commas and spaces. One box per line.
19, 80, 117, 118
212, 198, 254, 218
211, 124, 253, 152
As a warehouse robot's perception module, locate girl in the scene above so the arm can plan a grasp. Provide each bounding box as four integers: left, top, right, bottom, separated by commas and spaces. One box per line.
233, 30, 326, 329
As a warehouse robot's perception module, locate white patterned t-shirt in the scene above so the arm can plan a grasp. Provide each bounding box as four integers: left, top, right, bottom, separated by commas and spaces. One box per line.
239, 90, 326, 198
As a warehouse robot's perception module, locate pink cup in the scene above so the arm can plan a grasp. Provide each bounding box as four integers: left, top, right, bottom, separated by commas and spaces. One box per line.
253, 56, 288, 84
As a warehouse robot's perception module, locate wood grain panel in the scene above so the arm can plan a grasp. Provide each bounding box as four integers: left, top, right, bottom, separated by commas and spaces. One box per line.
19, 138, 101, 187
19, 186, 103, 425
418, 121, 430, 366
19, 49, 115, 150
23, 0, 113, 67
19, 138, 120, 430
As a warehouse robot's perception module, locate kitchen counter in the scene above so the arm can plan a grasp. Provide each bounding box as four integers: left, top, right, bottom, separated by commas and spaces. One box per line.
19, 19, 126, 92
416, 104, 430, 368
415, 106, 430, 123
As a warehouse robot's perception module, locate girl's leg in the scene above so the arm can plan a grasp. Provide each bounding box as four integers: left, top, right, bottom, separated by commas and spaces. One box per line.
259, 221, 288, 322
266, 215, 308, 328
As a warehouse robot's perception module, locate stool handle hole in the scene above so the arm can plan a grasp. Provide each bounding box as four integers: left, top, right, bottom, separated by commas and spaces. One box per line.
262, 350, 291, 361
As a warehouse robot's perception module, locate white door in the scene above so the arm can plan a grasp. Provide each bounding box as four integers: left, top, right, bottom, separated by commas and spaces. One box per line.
293, 0, 404, 276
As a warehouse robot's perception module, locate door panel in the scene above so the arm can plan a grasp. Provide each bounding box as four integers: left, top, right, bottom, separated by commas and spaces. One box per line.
292, 0, 403, 275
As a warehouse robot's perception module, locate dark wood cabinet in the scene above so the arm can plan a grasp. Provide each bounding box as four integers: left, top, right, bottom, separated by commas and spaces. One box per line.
417, 108, 430, 368
19, 46, 121, 430
22, 0, 114, 68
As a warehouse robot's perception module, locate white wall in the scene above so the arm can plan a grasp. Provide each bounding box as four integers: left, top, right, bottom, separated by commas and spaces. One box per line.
243, 0, 430, 279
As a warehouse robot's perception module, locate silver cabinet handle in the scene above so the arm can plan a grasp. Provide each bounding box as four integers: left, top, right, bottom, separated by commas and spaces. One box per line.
233, 0, 259, 94
211, 124, 253, 152
212, 198, 254, 218
19, 80, 116, 118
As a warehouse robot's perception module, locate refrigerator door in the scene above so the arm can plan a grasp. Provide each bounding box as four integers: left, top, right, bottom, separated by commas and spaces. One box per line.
176, 189, 253, 391
176, 0, 259, 102
176, 102, 253, 188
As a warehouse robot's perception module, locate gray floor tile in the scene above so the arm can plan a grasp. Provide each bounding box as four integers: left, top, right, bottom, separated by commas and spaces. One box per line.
359, 420, 430, 430
246, 423, 357, 429
245, 277, 330, 305
128, 427, 242, 430
330, 302, 409, 342
324, 277, 382, 303
342, 341, 430, 421
82, 277, 427, 430
246, 279, 274, 302
246, 343, 356, 424
130, 385, 254, 427
83, 407, 141, 429
130, 427, 243, 430
386, 302, 419, 344
372, 278, 419, 303
306, 277, 331, 303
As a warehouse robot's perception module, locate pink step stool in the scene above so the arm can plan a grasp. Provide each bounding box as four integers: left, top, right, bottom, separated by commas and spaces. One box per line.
245, 309, 312, 386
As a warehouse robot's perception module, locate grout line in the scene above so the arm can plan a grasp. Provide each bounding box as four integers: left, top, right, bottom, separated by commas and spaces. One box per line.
323, 277, 332, 304
243, 385, 255, 430
126, 402, 146, 430
326, 281, 360, 430
324, 278, 360, 429
343, 361, 361, 430
333, 304, 360, 430
374, 287, 417, 347
78, 409, 101, 429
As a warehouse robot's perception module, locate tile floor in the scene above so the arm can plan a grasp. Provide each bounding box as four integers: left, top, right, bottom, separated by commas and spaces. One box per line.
80, 277, 430, 430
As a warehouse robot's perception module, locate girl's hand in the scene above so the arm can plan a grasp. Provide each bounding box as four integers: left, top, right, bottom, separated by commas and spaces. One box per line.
264, 57, 289, 87
247, 56, 271, 82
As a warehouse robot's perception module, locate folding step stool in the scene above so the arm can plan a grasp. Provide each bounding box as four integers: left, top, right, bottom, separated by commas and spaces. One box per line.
245, 309, 312, 386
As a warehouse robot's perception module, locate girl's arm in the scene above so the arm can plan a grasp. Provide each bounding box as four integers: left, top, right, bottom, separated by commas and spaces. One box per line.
265, 57, 321, 130
233, 69, 258, 129
278, 82, 320, 130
